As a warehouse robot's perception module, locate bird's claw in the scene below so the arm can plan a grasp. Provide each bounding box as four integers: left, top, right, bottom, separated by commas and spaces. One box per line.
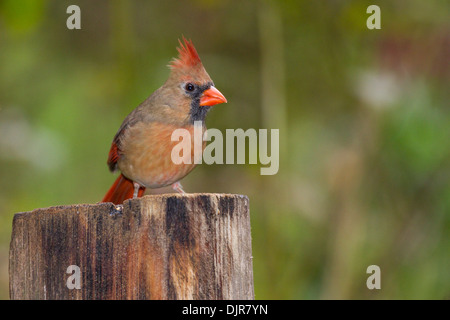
133, 182, 141, 198
172, 181, 185, 194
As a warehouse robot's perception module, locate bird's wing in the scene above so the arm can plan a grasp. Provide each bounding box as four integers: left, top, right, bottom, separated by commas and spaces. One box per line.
107, 116, 140, 172
107, 94, 159, 172
107, 140, 120, 172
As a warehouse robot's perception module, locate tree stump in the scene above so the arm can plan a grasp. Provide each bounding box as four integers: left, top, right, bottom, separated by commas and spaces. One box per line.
9, 194, 254, 300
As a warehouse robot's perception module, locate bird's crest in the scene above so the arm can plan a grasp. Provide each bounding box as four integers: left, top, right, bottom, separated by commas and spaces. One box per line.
170, 37, 202, 70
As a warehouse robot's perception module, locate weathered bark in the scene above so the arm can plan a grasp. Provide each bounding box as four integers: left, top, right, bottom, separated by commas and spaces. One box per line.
9, 194, 253, 300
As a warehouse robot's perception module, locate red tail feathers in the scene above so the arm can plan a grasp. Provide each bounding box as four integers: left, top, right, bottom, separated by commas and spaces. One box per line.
102, 174, 145, 205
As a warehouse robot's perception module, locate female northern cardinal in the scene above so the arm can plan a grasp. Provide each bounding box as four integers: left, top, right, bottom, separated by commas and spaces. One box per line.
102, 38, 227, 204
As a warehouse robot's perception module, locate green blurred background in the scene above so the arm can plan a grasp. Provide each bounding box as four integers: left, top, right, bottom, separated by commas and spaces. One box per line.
0, 0, 449, 299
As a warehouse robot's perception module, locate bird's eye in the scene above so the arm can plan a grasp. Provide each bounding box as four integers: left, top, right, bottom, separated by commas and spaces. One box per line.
185, 83, 195, 92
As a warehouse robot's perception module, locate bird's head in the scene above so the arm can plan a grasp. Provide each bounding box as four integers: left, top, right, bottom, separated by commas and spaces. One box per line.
165, 37, 227, 123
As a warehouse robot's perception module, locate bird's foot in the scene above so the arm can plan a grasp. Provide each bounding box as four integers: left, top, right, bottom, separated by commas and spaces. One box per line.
133, 182, 142, 198
171, 181, 185, 194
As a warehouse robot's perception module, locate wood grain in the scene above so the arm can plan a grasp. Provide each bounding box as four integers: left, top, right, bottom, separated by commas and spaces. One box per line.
9, 194, 254, 300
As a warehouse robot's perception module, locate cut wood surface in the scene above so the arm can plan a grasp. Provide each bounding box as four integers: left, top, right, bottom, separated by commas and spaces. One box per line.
9, 193, 254, 300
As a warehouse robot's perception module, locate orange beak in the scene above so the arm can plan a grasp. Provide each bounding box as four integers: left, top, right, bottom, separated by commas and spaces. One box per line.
199, 86, 227, 107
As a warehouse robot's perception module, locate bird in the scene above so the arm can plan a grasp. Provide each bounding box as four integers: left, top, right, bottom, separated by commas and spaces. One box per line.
102, 37, 227, 205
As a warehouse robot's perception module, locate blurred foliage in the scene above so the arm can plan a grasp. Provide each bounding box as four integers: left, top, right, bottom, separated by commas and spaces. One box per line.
0, 0, 449, 299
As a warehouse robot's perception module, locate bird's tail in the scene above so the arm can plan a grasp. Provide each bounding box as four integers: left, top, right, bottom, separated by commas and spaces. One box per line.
102, 174, 145, 205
